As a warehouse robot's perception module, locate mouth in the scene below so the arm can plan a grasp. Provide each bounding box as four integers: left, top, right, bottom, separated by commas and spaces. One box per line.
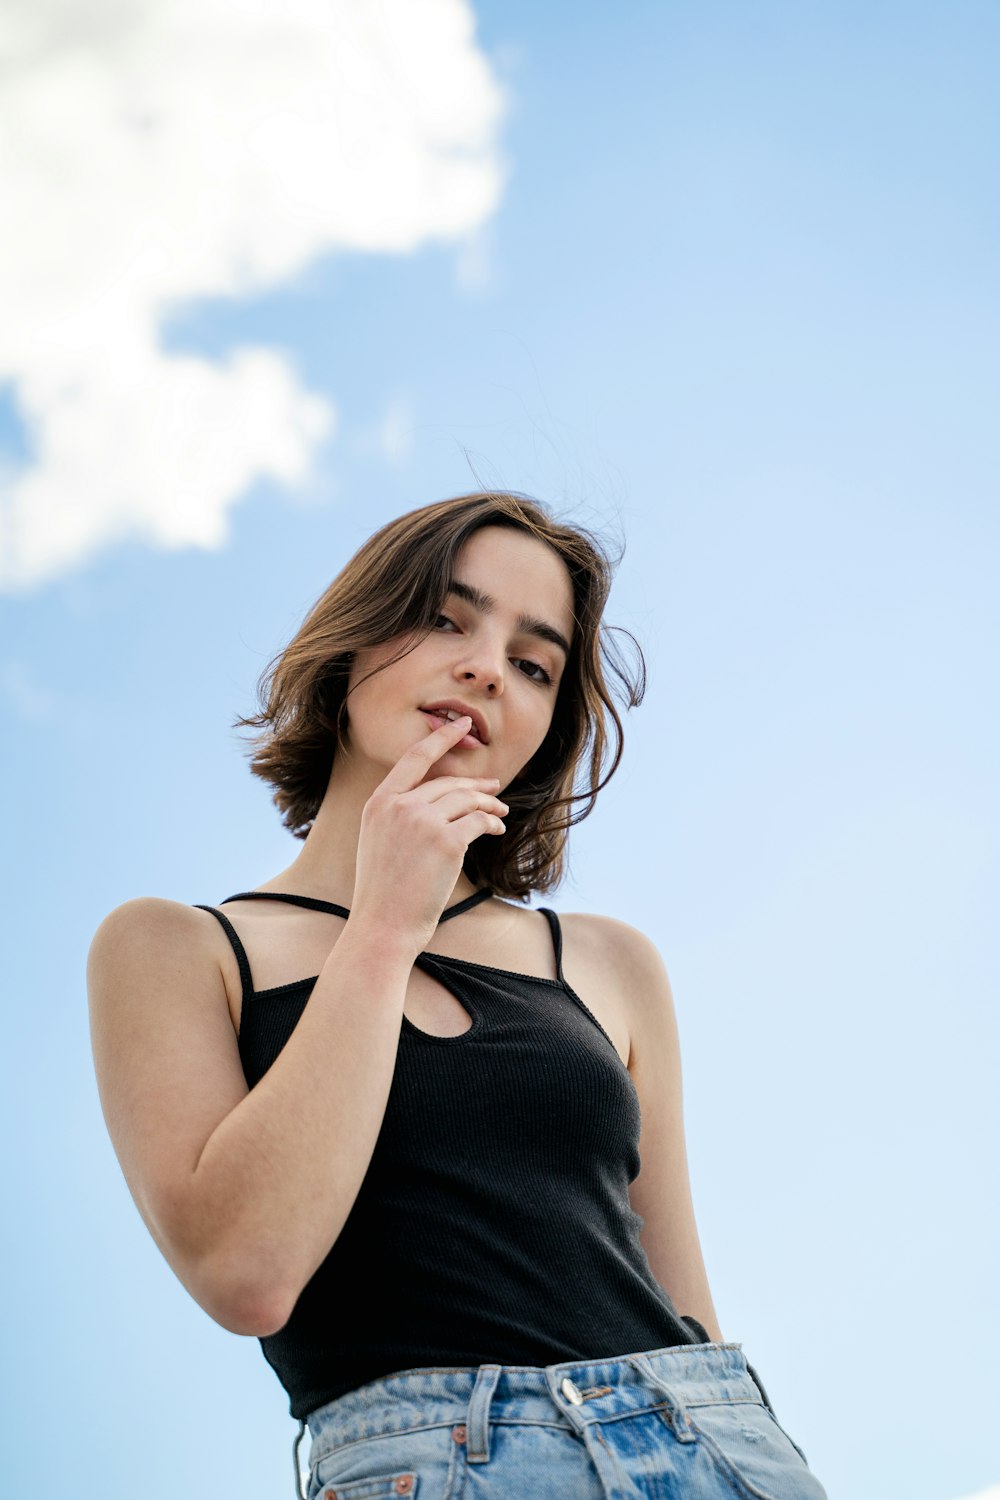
419, 707, 485, 745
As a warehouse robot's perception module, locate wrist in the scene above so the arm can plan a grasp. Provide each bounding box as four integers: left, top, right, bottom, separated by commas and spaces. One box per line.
337, 913, 420, 969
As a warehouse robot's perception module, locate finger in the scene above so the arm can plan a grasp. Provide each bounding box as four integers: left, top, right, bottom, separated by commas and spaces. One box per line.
423, 788, 509, 820
414, 777, 505, 806
381, 714, 478, 793
453, 808, 507, 842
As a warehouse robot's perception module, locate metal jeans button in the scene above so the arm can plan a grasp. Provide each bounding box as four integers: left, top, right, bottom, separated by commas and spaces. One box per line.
561, 1377, 584, 1405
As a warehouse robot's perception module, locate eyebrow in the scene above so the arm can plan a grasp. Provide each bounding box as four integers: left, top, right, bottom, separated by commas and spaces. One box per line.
445, 578, 572, 659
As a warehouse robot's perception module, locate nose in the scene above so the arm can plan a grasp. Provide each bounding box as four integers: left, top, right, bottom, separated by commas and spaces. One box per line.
453, 639, 504, 694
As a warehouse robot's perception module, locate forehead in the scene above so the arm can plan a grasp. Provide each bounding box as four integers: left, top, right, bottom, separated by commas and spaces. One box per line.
452, 527, 575, 635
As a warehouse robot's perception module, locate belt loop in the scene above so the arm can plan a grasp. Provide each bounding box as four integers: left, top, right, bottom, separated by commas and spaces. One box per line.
465, 1364, 502, 1464
292, 1419, 308, 1500
626, 1354, 696, 1444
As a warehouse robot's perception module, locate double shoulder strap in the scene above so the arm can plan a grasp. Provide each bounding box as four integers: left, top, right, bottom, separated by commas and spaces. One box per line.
191, 900, 567, 1009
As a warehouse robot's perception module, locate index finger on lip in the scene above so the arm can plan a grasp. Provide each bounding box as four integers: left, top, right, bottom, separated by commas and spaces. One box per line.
385, 713, 474, 790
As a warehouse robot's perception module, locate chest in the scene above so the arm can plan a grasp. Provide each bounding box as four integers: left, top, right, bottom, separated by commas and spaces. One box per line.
218, 905, 632, 1071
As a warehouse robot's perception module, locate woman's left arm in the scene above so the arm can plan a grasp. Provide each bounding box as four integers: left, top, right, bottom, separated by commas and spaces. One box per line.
600, 916, 726, 1344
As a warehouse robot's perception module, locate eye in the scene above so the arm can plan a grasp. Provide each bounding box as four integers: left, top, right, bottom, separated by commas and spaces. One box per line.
432, 615, 553, 686
516, 658, 553, 685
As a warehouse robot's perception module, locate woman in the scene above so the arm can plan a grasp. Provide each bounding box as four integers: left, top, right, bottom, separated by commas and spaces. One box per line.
88, 490, 828, 1498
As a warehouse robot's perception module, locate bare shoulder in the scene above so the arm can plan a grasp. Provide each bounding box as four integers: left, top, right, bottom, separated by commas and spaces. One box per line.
88, 895, 223, 970
556, 912, 674, 1070
91, 893, 203, 936
559, 910, 668, 989
87, 896, 237, 1027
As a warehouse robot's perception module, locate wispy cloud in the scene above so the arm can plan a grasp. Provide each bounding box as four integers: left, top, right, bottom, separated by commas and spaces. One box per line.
350, 394, 417, 467
0, 0, 506, 594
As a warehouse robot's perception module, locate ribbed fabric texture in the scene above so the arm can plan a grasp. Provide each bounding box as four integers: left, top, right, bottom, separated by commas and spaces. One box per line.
194, 890, 708, 1420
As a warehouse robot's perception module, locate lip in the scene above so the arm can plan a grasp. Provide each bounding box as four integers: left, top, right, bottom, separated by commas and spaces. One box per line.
418, 699, 490, 745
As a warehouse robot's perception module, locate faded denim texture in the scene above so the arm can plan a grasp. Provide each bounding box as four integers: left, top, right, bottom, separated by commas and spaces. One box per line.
295, 1341, 829, 1499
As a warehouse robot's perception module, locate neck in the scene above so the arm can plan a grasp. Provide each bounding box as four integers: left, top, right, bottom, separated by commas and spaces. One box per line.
258, 749, 481, 913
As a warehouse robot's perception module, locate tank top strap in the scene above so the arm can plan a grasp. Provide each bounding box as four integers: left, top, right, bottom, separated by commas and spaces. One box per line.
216, 887, 494, 922
535, 907, 566, 986
192, 905, 254, 1010
220, 890, 351, 917
438, 886, 494, 921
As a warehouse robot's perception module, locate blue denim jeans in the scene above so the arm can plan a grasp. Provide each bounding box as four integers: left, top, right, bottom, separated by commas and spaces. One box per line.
294, 1341, 829, 1499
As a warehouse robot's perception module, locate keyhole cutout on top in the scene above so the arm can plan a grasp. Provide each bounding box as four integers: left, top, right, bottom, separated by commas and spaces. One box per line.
404, 963, 474, 1038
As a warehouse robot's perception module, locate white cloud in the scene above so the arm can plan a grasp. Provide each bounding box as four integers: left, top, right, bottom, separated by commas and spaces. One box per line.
0, 0, 507, 593
455, 220, 497, 295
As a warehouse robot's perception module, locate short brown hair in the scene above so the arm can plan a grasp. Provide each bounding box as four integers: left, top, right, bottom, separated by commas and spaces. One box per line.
233, 490, 645, 900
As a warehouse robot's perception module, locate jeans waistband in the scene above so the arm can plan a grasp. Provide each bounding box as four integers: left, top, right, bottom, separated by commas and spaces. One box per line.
300, 1341, 773, 1471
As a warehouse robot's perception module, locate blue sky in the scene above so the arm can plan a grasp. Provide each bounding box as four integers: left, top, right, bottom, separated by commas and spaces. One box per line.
2, 4, 997, 1498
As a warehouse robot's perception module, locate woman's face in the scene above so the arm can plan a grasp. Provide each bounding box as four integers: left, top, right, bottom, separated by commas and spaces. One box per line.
342, 525, 575, 790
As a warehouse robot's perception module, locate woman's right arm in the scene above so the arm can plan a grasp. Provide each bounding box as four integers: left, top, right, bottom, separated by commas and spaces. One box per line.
87, 895, 416, 1338
87, 713, 507, 1340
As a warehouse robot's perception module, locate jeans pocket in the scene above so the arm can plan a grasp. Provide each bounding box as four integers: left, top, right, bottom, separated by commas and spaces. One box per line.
310, 1467, 419, 1500
686, 1398, 825, 1500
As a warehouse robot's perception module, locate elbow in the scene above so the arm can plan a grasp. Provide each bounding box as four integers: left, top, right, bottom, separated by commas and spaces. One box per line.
171, 1225, 295, 1337
160, 1189, 295, 1338
239, 1280, 295, 1338
219, 1289, 292, 1339
196, 1258, 294, 1338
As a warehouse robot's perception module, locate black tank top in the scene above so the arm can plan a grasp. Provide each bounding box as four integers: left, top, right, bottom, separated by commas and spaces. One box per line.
194, 888, 709, 1419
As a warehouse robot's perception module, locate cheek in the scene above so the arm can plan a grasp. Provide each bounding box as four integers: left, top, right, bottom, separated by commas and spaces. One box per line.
507, 714, 554, 778
347, 639, 421, 709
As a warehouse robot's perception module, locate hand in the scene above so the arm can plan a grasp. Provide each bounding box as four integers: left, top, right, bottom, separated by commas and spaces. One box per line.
348, 714, 508, 956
